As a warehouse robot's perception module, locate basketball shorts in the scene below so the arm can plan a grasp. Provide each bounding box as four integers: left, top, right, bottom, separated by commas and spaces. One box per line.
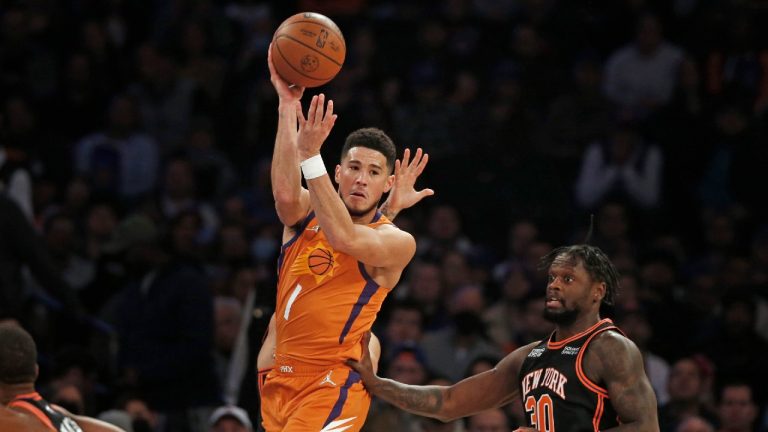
260, 361, 371, 432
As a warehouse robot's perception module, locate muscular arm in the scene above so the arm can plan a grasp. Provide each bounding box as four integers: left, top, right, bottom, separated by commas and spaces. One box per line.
305, 176, 416, 268
589, 332, 659, 432
349, 335, 535, 422
268, 44, 310, 227
50, 405, 126, 432
72, 415, 127, 432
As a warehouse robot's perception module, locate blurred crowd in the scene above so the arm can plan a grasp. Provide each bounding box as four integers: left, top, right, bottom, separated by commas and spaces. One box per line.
1, 0, 767, 431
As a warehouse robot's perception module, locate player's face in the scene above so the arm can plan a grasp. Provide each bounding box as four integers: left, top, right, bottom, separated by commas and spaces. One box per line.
543, 256, 604, 325
335, 147, 393, 218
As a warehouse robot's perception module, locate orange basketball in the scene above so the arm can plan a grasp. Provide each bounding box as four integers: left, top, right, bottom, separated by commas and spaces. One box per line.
308, 248, 334, 275
272, 12, 346, 88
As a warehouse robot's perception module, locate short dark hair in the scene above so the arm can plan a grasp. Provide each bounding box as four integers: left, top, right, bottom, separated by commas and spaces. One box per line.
540, 245, 620, 306
341, 127, 397, 174
0, 324, 37, 384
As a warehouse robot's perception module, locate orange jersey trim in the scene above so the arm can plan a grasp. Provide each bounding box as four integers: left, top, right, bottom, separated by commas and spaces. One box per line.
8, 399, 56, 431
547, 319, 613, 350
575, 326, 623, 398
592, 393, 605, 432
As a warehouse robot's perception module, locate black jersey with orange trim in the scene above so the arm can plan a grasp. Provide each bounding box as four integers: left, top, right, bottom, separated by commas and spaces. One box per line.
8, 392, 83, 432
518, 319, 623, 431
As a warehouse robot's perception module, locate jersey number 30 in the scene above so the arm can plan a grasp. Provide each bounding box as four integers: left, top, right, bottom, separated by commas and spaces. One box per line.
525, 394, 555, 432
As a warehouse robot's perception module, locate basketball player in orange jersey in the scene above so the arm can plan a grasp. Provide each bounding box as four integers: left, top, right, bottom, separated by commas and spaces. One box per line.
262, 44, 433, 432
0, 324, 125, 432
348, 245, 660, 431
256, 127, 429, 393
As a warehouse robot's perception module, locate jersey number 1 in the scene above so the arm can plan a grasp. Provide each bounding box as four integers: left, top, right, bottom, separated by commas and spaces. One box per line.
284, 284, 303, 320
525, 394, 555, 432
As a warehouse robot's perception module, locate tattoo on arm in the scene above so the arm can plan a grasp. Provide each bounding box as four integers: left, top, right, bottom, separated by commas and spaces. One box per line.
592, 333, 659, 431
379, 202, 399, 221
373, 379, 445, 417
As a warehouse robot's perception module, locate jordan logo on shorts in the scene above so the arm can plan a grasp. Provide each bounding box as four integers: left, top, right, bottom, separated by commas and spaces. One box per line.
319, 370, 337, 387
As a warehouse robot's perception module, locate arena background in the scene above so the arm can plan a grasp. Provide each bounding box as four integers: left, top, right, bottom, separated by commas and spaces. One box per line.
0, 0, 767, 431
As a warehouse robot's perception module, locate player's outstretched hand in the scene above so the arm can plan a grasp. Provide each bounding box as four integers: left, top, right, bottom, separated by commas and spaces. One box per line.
346, 332, 377, 387
296, 93, 337, 158
384, 148, 434, 215
267, 43, 304, 102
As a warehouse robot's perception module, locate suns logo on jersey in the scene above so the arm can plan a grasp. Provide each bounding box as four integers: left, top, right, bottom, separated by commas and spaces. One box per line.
290, 240, 340, 283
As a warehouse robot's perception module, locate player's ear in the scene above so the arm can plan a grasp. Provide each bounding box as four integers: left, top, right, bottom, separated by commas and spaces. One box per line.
35, 364, 39, 381
384, 174, 394, 193
334, 164, 341, 183
594, 282, 606, 303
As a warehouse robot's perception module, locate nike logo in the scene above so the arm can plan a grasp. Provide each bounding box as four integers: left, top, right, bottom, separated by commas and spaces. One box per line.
306, 225, 320, 232
320, 417, 356, 432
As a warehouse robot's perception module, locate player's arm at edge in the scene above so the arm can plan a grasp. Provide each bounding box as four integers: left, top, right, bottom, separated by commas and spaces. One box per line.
593, 332, 660, 432
52, 405, 126, 432
268, 44, 310, 228
1, 406, 50, 432
349, 334, 536, 422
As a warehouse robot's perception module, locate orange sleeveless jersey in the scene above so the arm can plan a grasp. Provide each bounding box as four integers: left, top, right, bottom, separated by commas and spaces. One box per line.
275, 211, 392, 367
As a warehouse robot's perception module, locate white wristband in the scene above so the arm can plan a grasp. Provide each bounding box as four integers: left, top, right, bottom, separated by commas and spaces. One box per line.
300, 154, 326, 180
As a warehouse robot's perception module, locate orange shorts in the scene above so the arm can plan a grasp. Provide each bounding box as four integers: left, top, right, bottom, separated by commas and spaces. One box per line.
258, 367, 272, 396
260, 361, 371, 432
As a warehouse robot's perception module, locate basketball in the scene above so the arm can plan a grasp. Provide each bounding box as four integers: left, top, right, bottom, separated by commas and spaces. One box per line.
308, 248, 334, 275
272, 12, 346, 88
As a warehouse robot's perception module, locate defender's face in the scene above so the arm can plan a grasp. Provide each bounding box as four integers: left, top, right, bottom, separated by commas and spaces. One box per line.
335, 147, 393, 217
544, 256, 603, 325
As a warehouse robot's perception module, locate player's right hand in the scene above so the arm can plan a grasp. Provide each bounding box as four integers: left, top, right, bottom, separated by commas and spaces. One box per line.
267, 43, 304, 102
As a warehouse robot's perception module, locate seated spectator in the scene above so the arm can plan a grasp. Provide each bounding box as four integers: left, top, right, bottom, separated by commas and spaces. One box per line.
74, 94, 159, 201
659, 357, 718, 431
676, 416, 715, 432
208, 405, 252, 432
420, 311, 502, 382
603, 13, 684, 117
466, 408, 513, 432
575, 119, 664, 211
717, 381, 759, 432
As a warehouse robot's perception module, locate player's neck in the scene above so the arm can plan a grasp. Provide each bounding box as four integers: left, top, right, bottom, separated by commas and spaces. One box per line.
0, 383, 37, 404
553, 314, 602, 341
349, 208, 378, 225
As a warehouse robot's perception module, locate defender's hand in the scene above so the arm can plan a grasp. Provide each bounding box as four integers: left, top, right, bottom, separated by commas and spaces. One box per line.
346, 332, 378, 389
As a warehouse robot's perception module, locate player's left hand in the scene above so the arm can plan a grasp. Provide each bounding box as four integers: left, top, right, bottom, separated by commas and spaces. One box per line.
386, 148, 434, 212
346, 332, 377, 386
297, 93, 337, 159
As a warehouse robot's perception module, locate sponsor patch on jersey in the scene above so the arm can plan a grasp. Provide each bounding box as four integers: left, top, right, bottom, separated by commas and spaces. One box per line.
561, 346, 580, 355
528, 347, 546, 358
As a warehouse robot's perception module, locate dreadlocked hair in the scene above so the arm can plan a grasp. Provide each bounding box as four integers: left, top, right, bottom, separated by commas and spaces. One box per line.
539, 244, 619, 306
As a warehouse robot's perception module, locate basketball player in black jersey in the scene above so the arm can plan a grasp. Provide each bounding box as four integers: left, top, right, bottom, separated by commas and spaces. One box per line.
348, 245, 659, 431
0, 323, 124, 432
